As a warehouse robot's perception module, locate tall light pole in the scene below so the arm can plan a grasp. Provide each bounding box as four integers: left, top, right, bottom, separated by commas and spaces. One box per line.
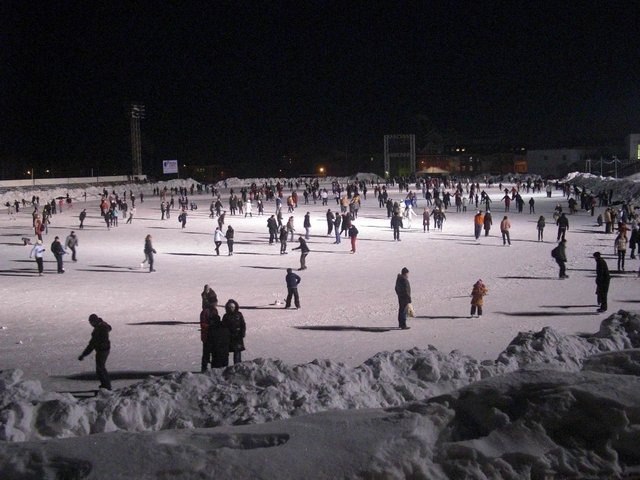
130, 103, 145, 176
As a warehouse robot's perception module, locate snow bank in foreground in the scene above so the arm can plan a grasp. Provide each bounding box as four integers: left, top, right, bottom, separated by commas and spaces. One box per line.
1, 311, 639, 443
1, 368, 639, 479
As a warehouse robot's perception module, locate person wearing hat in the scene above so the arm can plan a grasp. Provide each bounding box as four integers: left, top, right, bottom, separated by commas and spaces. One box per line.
395, 267, 411, 329
78, 314, 112, 390
29, 239, 46, 276
593, 252, 611, 312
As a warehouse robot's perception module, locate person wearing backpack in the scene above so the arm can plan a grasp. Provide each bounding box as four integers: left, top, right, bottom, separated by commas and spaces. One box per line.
551, 239, 568, 279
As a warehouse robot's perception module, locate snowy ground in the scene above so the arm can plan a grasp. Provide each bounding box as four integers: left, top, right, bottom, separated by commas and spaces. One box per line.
1, 174, 640, 478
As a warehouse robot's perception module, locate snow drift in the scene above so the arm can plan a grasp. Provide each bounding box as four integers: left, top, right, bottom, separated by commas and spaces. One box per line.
1, 311, 639, 444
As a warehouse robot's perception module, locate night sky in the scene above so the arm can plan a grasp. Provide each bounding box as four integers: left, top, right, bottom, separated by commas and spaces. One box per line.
3, 1, 639, 177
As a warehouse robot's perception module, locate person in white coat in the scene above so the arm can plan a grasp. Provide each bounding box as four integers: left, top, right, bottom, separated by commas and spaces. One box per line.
403, 205, 416, 229
214, 227, 224, 256
29, 240, 46, 276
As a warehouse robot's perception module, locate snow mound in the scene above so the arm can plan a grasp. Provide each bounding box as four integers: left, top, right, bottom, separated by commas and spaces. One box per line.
496, 310, 640, 372
2, 369, 639, 479
0, 346, 485, 442
560, 172, 640, 202
2, 311, 640, 443
429, 369, 640, 479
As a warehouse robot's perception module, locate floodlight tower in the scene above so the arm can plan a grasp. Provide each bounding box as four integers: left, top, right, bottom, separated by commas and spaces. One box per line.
130, 103, 145, 176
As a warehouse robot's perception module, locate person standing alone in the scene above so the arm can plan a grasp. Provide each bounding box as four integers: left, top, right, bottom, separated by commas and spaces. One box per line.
551, 239, 568, 278
284, 268, 301, 309
593, 252, 611, 312
292, 236, 309, 270
394, 267, 411, 329
65, 231, 79, 262
144, 234, 156, 272
29, 239, 46, 276
225, 225, 235, 255
78, 314, 112, 390
51, 236, 66, 273
500, 215, 511, 246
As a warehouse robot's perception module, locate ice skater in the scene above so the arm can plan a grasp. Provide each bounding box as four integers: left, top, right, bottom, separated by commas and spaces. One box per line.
78, 314, 112, 390
470, 279, 488, 317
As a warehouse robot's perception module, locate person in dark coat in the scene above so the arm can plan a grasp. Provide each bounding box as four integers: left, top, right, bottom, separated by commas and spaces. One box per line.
79, 209, 87, 229
267, 215, 278, 244
391, 212, 403, 241
144, 234, 156, 272
593, 251, 610, 312
284, 268, 301, 309
333, 213, 342, 244
557, 213, 569, 241
78, 314, 112, 390
222, 299, 246, 364
292, 236, 309, 270
51, 236, 66, 273
483, 210, 493, 236
326, 209, 335, 236
209, 308, 230, 368
201, 284, 218, 310
200, 304, 229, 370
348, 224, 359, 253
552, 239, 568, 278
199, 305, 214, 372
394, 267, 411, 329
303, 212, 311, 239
279, 225, 288, 254
225, 225, 234, 255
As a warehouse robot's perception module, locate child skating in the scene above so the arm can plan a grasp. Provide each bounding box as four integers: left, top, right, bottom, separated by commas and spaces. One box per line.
470, 279, 488, 318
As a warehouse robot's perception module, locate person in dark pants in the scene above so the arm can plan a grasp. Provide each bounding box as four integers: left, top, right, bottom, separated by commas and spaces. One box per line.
556, 213, 569, 241
209, 307, 230, 368
51, 236, 66, 273
144, 234, 156, 272
222, 299, 245, 364
65, 231, 78, 262
552, 239, 568, 278
79, 209, 86, 229
279, 226, 288, 254
292, 236, 309, 270
29, 239, 46, 276
78, 314, 112, 390
284, 268, 301, 309
200, 304, 222, 372
395, 267, 411, 329
225, 225, 234, 255
391, 212, 403, 241
593, 251, 610, 312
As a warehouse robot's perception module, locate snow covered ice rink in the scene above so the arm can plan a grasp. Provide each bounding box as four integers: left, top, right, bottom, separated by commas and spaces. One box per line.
1, 175, 640, 479
0, 177, 637, 392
